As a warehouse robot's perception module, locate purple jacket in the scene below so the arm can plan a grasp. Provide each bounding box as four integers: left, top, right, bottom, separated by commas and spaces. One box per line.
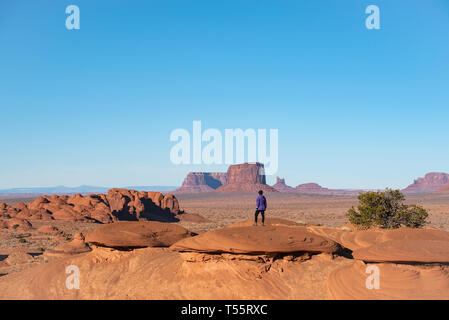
256, 195, 267, 211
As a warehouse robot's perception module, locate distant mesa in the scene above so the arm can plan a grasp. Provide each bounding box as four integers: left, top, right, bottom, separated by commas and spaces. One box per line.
295, 183, 330, 193
174, 164, 362, 194
402, 172, 449, 193
271, 179, 361, 196
272, 177, 296, 192
173, 172, 227, 194
214, 162, 278, 193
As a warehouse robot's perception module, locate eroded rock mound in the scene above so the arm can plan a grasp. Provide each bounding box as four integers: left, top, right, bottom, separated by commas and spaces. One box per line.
352, 239, 449, 263
0, 218, 32, 231
44, 233, 91, 258
0, 189, 180, 223
170, 225, 340, 255
36, 225, 62, 235
85, 221, 193, 249
327, 260, 449, 299
215, 163, 278, 193
106, 189, 179, 221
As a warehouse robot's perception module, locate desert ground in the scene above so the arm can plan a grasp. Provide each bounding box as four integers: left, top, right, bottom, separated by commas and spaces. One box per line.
1, 191, 449, 277
1, 191, 449, 299
175, 192, 449, 233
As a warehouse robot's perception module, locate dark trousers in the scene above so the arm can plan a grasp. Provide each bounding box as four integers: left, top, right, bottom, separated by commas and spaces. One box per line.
255, 210, 265, 223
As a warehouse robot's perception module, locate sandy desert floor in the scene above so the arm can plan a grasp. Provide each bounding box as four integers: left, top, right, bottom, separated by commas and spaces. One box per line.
175, 192, 449, 233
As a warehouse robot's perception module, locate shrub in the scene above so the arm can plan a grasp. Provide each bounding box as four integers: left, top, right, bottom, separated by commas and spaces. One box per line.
346, 188, 428, 229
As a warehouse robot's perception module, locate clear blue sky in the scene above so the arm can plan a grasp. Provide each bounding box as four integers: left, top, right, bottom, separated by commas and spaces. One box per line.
1, 0, 448, 190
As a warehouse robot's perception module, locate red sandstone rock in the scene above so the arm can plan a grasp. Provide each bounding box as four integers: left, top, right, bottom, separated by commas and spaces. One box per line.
0, 217, 32, 231
85, 221, 193, 248
352, 239, 449, 263
44, 233, 92, 258
327, 260, 449, 300
215, 163, 278, 193
0, 189, 181, 223
36, 225, 62, 235
174, 172, 228, 193
170, 225, 341, 254
403, 172, 449, 193
106, 188, 180, 221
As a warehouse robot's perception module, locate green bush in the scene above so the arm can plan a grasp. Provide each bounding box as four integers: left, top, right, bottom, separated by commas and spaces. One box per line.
346, 188, 428, 229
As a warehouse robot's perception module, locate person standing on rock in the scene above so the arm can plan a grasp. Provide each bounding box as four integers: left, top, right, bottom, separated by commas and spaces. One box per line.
254, 190, 267, 226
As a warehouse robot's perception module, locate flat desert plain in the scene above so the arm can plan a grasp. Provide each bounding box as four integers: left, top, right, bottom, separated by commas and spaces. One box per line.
175, 192, 449, 233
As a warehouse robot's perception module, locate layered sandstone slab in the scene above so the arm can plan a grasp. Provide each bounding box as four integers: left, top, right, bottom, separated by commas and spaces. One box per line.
85, 221, 193, 248
402, 172, 449, 193
309, 226, 449, 251
215, 163, 278, 193
327, 260, 449, 300
352, 239, 449, 263
170, 225, 340, 254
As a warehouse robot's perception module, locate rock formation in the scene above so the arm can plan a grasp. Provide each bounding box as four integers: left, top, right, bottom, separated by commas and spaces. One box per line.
0, 189, 181, 223
327, 260, 449, 299
174, 172, 227, 193
308, 225, 449, 251
402, 172, 449, 193
313, 225, 449, 299
215, 162, 278, 193
44, 233, 92, 258
84, 221, 193, 249
0, 217, 33, 231
352, 239, 449, 263
170, 225, 340, 254
272, 177, 296, 192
